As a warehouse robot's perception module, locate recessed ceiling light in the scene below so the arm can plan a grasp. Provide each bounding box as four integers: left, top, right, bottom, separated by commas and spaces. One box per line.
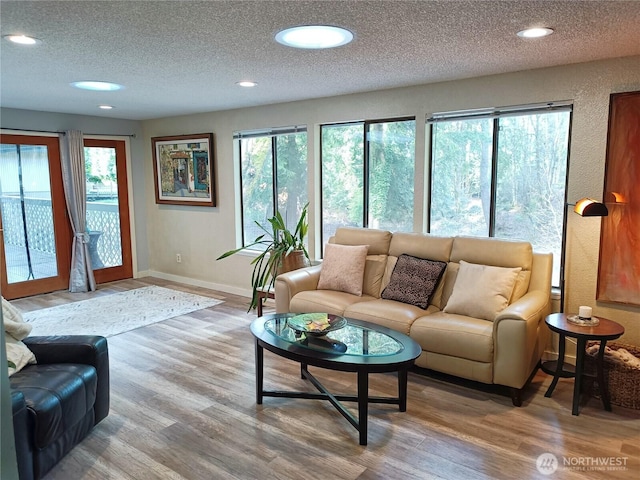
3, 34, 41, 45
98, 105, 114, 110
71, 81, 124, 91
275, 25, 353, 49
236, 81, 257, 87
517, 27, 554, 39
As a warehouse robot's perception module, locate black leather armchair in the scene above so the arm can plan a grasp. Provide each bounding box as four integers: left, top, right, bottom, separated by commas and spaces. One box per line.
10, 335, 110, 480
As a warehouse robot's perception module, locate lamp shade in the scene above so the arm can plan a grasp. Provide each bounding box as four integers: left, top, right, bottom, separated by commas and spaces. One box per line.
608, 191, 627, 204
574, 198, 609, 217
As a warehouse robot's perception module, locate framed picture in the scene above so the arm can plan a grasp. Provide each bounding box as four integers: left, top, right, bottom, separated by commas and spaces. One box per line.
597, 91, 640, 305
152, 133, 215, 206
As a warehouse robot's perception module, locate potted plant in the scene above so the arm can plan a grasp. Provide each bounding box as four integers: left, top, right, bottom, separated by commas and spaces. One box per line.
217, 203, 310, 311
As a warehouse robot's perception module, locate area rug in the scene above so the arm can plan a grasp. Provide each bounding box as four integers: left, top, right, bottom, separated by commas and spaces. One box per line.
23, 286, 223, 337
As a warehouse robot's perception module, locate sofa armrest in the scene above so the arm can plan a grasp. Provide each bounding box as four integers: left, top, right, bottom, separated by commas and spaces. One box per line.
492, 290, 550, 389
22, 336, 110, 424
275, 265, 322, 313
496, 290, 549, 322
12, 390, 34, 480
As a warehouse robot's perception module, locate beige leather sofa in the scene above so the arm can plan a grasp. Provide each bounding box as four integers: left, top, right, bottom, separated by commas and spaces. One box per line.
275, 227, 553, 406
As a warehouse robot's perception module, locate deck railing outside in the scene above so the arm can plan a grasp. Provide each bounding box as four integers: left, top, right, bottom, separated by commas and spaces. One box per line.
0, 195, 122, 281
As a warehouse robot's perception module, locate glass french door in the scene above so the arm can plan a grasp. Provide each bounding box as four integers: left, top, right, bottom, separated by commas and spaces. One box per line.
83, 138, 132, 283
0, 134, 71, 299
0, 134, 133, 299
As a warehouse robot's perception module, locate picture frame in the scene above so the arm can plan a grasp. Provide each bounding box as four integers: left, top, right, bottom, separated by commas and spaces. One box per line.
151, 133, 215, 206
596, 91, 640, 305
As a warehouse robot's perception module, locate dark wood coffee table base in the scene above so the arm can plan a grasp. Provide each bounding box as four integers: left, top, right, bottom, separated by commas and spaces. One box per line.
255, 340, 411, 445
252, 315, 420, 446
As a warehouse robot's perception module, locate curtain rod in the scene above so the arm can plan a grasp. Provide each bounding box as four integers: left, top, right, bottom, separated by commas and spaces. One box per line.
233, 125, 307, 139
427, 100, 573, 123
1, 127, 137, 138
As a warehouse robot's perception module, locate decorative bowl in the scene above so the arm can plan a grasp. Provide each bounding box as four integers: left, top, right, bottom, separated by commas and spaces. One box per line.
287, 313, 347, 336
567, 314, 600, 326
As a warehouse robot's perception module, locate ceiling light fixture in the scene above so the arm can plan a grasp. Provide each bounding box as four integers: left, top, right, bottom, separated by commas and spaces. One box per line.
517, 27, 554, 39
71, 81, 124, 91
275, 25, 353, 49
98, 105, 114, 110
4, 34, 41, 45
236, 81, 257, 87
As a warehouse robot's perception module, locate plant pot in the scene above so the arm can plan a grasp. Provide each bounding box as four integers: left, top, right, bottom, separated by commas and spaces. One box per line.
277, 249, 310, 276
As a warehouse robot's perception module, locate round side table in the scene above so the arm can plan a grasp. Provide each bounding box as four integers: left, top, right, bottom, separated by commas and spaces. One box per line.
542, 313, 624, 415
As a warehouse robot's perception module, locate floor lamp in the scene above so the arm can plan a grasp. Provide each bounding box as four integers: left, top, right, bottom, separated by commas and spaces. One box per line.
559, 198, 609, 313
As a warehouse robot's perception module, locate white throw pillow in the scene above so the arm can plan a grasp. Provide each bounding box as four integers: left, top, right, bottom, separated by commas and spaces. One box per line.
317, 243, 369, 296
443, 261, 522, 321
6, 336, 36, 377
2, 297, 36, 376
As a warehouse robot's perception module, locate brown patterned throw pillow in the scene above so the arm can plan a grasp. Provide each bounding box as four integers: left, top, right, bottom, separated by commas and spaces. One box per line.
381, 254, 447, 309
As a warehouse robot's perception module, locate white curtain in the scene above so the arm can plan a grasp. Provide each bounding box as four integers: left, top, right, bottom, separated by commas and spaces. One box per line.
60, 130, 96, 292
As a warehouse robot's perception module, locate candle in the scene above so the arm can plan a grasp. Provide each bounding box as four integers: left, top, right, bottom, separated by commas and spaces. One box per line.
578, 306, 592, 319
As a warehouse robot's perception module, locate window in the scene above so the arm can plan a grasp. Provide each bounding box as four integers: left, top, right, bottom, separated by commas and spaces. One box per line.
429, 104, 571, 286
236, 127, 308, 248
321, 118, 415, 243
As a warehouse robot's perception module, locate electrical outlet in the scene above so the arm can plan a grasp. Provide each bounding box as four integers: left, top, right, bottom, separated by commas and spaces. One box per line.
176, 253, 182, 263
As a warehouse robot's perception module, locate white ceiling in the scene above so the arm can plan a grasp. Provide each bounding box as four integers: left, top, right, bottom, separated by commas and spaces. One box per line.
1, 0, 639, 121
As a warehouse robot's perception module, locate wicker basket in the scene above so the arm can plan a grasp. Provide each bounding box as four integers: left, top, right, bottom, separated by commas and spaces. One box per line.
586, 342, 640, 410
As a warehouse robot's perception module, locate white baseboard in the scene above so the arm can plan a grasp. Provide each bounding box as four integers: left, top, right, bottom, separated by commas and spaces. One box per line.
135, 270, 253, 298
542, 351, 577, 364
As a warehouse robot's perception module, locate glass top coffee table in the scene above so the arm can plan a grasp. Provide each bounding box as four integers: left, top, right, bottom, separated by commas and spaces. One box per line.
250, 313, 421, 445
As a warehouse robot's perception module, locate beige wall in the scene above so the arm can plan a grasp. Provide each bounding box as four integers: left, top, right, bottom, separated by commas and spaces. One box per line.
141, 56, 640, 346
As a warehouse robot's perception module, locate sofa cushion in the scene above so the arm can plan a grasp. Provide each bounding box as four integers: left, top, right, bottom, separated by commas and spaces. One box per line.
381, 255, 447, 309
430, 263, 455, 311
361, 254, 387, 298
317, 243, 369, 296
510, 270, 531, 303
10, 364, 98, 449
448, 236, 533, 306
383, 234, 454, 308
450, 236, 533, 270
345, 299, 438, 335
332, 228, 391, 298
333, 227, 392, 255
291, 290, 375, 316
414, 351, 493, 384
410, 312, 494, 363
388, 232, 454, 261
443, 261, 521, 321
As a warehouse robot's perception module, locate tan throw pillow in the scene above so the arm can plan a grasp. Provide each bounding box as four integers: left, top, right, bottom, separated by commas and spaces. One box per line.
317, 243, 369, 296
381, 255, 447, 309
443, 261, 522, 321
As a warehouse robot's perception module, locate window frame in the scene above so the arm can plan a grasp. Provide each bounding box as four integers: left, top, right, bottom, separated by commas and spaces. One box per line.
319, 116, 416, 247
235, 126, 307, 249
0, 133, 71, 298
427, 102, 573, 287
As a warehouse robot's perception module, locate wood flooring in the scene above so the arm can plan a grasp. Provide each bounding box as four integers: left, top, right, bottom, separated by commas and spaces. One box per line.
11, 277, 640, 480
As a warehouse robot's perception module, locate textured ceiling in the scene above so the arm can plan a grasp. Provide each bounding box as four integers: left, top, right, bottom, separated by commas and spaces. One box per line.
1, 0, 639, 121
